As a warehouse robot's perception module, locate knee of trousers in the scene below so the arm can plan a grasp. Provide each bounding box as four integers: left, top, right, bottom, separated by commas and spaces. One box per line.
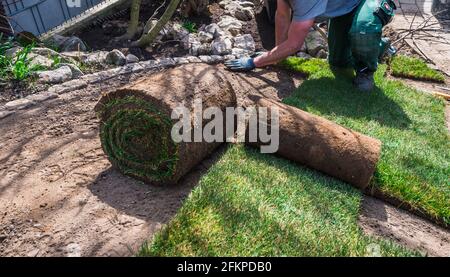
348, 31, 382, 58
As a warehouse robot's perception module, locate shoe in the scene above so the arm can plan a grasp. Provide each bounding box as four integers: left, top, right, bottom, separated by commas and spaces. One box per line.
379, 37, 397, 62
354, 70, 375, 92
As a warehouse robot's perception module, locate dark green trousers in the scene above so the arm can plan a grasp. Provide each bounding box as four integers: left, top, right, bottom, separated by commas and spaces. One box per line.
328, 0, 392, 73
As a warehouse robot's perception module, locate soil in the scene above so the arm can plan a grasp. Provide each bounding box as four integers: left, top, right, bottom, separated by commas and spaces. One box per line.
383, 25, 422, 59
359, 197, 450, 257
76, 1, 275, 61
1, 1, 449, 257
0, 65, 448, 257
76, 0, 212, 61
0, 66, 299, 257
0, 79, 47, 105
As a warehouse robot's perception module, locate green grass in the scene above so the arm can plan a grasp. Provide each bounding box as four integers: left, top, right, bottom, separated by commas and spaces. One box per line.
279, 57, 330, 76
390, 55, 445, 83
281, 58, 449, 225
139, 145, 417, 257
138, 57, 447, 256
98, 95, 179, 183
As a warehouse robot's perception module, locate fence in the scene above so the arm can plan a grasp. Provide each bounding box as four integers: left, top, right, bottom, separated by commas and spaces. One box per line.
1, 0, 104, 35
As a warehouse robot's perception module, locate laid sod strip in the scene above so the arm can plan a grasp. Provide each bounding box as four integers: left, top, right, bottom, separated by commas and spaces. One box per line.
247, 95, 381, 189
139, 145, 418, 257
95, 64, 236, 185
390, 55, 445, 83
279, 57, 329, 76
281, 57, 450, 226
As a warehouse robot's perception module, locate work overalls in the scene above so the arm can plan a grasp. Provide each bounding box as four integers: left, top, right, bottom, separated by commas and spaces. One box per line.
327, 0, 397, 73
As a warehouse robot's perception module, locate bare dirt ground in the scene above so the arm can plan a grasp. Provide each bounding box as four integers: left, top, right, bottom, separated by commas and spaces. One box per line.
359, 197, 449, 257
0, 66, 449, 257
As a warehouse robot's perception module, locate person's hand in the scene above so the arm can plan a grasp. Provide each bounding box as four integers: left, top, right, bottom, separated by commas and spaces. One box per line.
224, 57, 256, 72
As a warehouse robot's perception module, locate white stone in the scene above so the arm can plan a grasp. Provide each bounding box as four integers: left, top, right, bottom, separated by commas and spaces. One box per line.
169, 22, 190, 40
56, 63, 84, 78
25, 92, 58, 103
197, 31, 214, 43
231, 48, 253, 57
239, 1, 255, 8
305, 30, 327, 57
48, 79, 88, 93
204, 23, 226, 39
233, 34, 255, 52
106, 49, 127, 66
210, 55, 225, 62
173, 57, 190, 65
82, 51, 109, 65
212, 37, 233, 55
4, 98, 35, 110
140, 59, 160, 69
158, 58, 176, 67
126, 54, 139, 64
0, 110, 14, 119
4, 46, 22, 58
296, 52, 312, 59
198, 55, 214, 63
234, 7, 254, 21
191, 43, 212, 56
184, 56, 202, 63
45, 34, 87, 52
217, 16, 243, 35
28, 54, 54, 68
316, 49, 328, 59
37, 66, 73, 84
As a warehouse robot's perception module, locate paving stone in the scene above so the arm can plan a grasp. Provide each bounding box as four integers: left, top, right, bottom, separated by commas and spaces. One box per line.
0, 110, 15, 120
158, 58, 176, 67
173, 57, 190, 65
140, 60, 161, 69
199, 55, 214, 64
4, 98, 35, 110
48, 79, 88, 94
25, 92, 58, 103
184, 56, 202, 63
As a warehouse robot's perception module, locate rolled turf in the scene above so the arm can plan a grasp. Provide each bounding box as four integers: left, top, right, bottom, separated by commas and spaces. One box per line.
95, 64, 236, 185
247, 95, 382, 189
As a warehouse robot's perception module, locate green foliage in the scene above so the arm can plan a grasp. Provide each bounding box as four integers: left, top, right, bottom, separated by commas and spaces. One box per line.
11, 45, 34, 80
0, 37, 42, 82
390, 55, 445, 83
182, 21, 197, 33
51, 55, 62, 68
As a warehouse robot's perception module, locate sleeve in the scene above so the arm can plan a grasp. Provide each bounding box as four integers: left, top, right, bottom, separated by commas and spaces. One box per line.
291, 0, 329, 21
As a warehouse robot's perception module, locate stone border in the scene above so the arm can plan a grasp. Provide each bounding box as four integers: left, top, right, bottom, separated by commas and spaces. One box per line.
0, 55, 235, 120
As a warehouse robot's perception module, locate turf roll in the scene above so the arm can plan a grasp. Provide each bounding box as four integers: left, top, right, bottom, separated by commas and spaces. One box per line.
95, 64, 236, 185
247, 95, 382, 189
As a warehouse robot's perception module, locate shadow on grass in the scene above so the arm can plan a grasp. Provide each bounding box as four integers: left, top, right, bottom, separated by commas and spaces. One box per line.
145, 146, 414, 257
283, 76, 412, 130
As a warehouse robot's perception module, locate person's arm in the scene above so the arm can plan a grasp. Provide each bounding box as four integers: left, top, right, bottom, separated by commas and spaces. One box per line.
275, 0, 292, 45
254, 19, 314, 67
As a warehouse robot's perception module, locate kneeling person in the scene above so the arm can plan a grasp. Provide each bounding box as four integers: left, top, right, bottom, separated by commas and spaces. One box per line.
225, 0, 397, 92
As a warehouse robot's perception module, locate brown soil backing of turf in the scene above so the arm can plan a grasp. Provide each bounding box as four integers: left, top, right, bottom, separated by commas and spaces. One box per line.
246, 95, 382, 190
